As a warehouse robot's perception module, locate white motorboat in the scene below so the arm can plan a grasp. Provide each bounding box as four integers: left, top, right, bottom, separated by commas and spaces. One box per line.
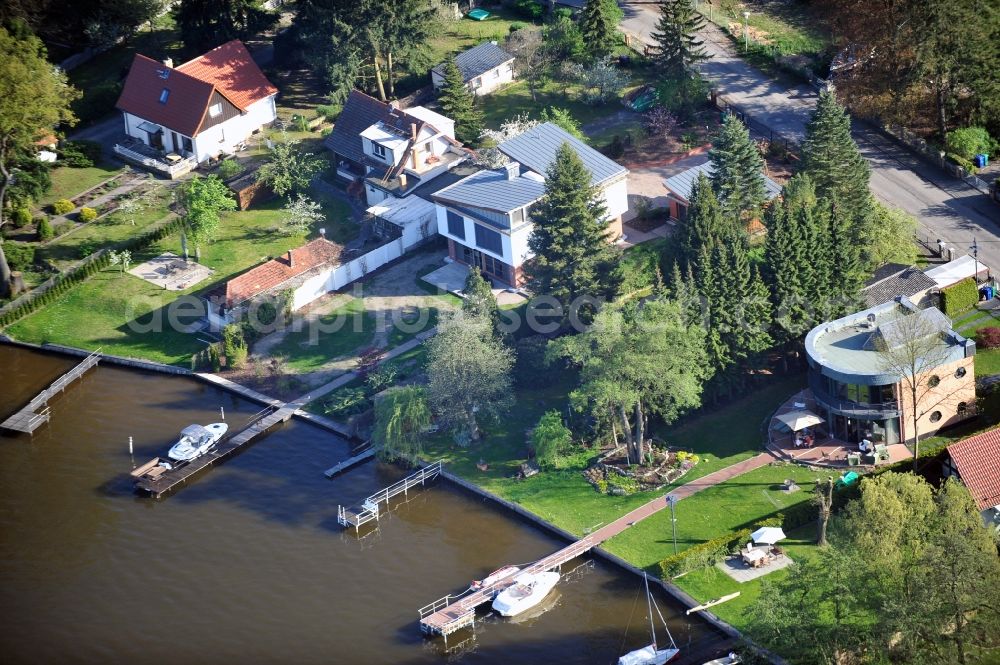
471, 565, 521, 594
618, 574, 680, 665
167, 423, 228, 462
491, 571, 559, 617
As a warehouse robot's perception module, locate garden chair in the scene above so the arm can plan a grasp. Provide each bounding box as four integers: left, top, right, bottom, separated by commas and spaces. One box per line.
874, 444, 890, 462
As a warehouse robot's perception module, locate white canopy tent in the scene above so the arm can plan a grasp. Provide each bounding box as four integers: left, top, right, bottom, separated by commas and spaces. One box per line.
772, 409, 825, 433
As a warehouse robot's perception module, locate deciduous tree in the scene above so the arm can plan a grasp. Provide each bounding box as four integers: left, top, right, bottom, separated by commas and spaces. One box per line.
178, 174, 236, 258
0, 26, 79, 297
425, 311, 514, 443
372, 385, 432, 463
255, 134, 324, 198
173, 0, 277, 54
282, 194, 324, 236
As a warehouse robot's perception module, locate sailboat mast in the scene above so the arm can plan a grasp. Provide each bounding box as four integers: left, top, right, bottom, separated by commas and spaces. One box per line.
644, 572, 657, 649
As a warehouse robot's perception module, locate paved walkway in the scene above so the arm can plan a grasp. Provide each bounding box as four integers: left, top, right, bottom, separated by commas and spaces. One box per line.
589, 451, 776, 543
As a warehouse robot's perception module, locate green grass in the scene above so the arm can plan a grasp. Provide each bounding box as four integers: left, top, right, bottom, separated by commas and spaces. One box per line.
976, 349, 1000, 376
38, 163, 126, 208
6, 197, 350, 365
603, 463, 822, 569
672, 523, 820, 629
271, 297, 376, 371
37, 187, 174, 270
621, 237, 669, 295
479, 79, 626, 131
424, 10, 534, 74
67, 15, 185, 126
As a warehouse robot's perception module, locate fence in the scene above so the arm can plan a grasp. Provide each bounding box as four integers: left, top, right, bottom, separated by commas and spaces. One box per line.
711, 91, 801, 156
113, 144, 197, 179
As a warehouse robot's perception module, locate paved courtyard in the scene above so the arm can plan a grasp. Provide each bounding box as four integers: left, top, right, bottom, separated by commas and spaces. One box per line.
717, 552, 794, 583
128, 252, 213, 290
422, 260, 527, 306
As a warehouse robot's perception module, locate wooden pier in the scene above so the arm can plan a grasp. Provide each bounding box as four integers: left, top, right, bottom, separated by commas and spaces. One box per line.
336, 461, 442, 530
1, 349, 101, 434
324, 444, 375, 478
418, 536, 596, 640
134, 405, 293, 497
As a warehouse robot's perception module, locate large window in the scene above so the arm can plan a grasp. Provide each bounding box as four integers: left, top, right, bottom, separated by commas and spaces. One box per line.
372, 141, 387, 159
475, 224, 502, 255
482, 255, 509, 282
446, 210, 465, 239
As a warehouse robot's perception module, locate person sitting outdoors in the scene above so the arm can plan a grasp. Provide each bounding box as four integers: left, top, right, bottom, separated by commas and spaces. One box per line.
859, 439, 872, 454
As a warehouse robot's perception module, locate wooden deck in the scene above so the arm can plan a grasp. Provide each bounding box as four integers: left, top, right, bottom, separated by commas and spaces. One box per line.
134, 406, 293, 498
324, 445, 375, 478
337, 461, 442, 529
418, 536, 595, 638
1, 350, 101, 434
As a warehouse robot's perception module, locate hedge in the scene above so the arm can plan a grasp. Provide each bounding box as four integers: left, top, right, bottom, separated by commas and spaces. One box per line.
941, 277, 978, 317
659, 528, 752, 578
0, 216, 184, 327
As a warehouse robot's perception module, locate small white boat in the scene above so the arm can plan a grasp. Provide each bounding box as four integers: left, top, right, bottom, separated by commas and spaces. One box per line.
471, 565, 521, 594
491, 571, 559, 617
618, 574, 680, 665
702, 656, 740, 665
167, 423, 228, 462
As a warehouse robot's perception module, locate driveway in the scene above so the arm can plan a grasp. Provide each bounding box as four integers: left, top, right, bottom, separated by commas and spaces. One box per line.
620, 1, 1000, 269
625, 152, 708, 212
69, 114, 125, 160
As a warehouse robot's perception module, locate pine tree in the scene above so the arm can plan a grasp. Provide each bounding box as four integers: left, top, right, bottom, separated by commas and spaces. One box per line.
764, 199, 809, 344
709, 114, 767, 222
437, 57, 484, 144
827, 200, 864, 315
526, 143, 623, 316
579, 0, 622, 62
676, 172, 732, 272
650, 0, 707, 80
802, 91, 871, 233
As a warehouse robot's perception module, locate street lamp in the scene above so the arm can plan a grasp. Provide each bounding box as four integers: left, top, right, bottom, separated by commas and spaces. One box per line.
666, 494, 678, 555
743, 11, 750, 53
970, 238, 980, 285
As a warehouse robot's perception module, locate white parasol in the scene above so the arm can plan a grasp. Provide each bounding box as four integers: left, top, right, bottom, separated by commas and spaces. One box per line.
751, 526, 786, 545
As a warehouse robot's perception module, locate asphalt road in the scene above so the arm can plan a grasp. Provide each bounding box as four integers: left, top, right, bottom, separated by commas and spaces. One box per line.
620, 0, 1000, 269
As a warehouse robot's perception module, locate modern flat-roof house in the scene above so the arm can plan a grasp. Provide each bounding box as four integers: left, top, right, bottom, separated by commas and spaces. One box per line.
431, 41, 515, 96
114, 40, 277, 177
663, 160, 782, 223
805, 297, 976, 445
943, 429, 1000, 530
432, 122, 628, 287
324, 90, 468, 207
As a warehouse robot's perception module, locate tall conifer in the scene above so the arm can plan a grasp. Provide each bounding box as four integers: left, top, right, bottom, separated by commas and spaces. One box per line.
802, 91, 871, 232
527, 143, 622, 314
650, 0, 707, 79
579, 0, 621, 61
437, 57, 484, 144
709, 114, 767, 221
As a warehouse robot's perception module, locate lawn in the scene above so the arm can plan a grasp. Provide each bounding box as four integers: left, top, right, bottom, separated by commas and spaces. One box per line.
38, 163, 126, 208
6, 197, 351, 365
37, 187, 174, 270
672, 523, 820, 630
479, 79, 626, 131
422, 371, 807, 537
271, 297, 377, 372
698, 0, 830, 58
602, 463, 823, 569
976, 349, 1000, 376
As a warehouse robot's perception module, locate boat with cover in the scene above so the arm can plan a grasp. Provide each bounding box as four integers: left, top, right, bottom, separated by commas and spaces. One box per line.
167, 423, 228, 462
618, 574, 680, 665
491, 571, 559, 617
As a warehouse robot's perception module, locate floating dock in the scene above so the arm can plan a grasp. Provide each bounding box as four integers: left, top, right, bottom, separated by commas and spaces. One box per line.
336, 461, 442, 529
1, 349, 101, 434
134, 405, 293, 498
324, 444, 375, 478
418, 536, 595, 640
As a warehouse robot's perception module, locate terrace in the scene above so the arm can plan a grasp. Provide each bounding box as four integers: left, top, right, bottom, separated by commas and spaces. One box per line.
113, 136, 197, 179
767, 389, 913, 468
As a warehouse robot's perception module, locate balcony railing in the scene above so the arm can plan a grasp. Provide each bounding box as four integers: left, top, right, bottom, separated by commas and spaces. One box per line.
809, 372, 901, 419
113, 143, 197, 178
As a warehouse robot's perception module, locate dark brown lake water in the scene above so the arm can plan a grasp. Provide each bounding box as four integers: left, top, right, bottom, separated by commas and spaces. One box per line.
0, 345, 725, 664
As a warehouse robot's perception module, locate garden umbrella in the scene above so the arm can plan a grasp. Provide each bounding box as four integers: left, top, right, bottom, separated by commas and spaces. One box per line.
751, 526, 786, 545
773, 410, 824, 432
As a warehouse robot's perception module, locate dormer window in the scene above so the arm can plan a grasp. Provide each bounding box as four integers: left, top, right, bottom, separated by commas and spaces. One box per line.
209, 103, 222, 117
371, 141, 387, 159
159, 89, 169, 104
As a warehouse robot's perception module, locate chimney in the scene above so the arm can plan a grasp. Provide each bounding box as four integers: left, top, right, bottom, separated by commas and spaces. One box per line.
504, 161, 520, 180
399, 172, 408, 189
388, 100, 399, 110
163, 57, 173, 68
319, 228, 326, 239
287, 250, 294, 268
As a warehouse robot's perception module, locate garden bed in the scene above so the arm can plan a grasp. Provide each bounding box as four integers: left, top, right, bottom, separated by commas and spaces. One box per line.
584, 445, 699, 495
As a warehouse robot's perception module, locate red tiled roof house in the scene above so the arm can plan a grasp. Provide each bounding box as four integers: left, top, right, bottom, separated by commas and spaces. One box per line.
944, 428, 1000, 528
115, 40, 277, 171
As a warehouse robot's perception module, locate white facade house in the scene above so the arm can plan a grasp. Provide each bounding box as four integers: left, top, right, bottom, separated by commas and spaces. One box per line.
431, 41, 515, 96
114, 40, 277, 176
432, 123, 629, 288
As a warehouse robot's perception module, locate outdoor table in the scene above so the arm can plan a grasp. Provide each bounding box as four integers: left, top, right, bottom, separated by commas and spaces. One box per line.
165, 153, 182, 163
742, 548, 767, 567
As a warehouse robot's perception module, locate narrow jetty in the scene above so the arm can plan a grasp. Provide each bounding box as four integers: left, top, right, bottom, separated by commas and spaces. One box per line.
324, 444, 375, 478
337, 461, 442, 530
419, 537, 595, 640
133, 405, 293, 498
1, 349, 101, 434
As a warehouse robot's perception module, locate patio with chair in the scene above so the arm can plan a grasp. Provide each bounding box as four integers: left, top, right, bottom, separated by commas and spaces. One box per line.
768, 389, 913, 468
719, 527, 795, 582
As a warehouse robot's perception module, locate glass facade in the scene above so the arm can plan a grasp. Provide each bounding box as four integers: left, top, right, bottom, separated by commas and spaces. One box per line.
823, 410, 901, 444
809, 368, 901, 444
